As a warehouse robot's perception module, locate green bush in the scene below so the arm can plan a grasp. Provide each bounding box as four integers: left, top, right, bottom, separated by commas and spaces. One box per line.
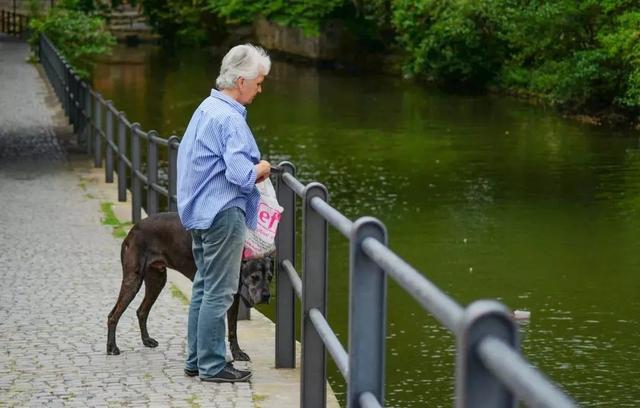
389, 0, 640, 119
391, 0, 507, 86
598, 9, 640, 109
141, 0, 220, 46
496, 0, 640, 115
29, 5, 114, 79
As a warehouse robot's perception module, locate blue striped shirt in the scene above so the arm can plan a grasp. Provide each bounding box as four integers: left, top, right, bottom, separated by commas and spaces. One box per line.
177, 89, 261, 230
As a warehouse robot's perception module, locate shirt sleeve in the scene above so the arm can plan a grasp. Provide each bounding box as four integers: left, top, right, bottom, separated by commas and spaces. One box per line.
221, 117, 258, 194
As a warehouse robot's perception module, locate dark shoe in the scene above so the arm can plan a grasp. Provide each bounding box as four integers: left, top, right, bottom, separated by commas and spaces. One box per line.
200, 363, 252, 383
184, 368, 198, 377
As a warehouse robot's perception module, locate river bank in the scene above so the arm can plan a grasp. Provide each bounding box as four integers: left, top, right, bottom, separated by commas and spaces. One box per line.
204, 19, 639, 131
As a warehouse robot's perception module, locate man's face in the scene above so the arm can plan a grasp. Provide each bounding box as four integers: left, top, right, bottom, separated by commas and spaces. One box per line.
237, 73, 265, 105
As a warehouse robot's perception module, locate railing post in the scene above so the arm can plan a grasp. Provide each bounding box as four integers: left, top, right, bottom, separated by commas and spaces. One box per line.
301, 182, 329, 408
167, 136, 179, 212
70, 73, 76, 131
275, 161, 296, 368
146, 130, 159, 215
77, 80, 84, 138
117, 112, 128, 202
61, 63, 67, 115
455, 300, 518, 408
131, 123, 142, 223
348, 217, 387, 408
73, 75, 80, 133
94, 93, 102, 167
85, 86, 92, 154
105, 101, 114, 183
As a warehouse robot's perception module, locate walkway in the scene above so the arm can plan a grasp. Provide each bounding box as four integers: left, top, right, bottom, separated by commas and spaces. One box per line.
0, 34, 252, 407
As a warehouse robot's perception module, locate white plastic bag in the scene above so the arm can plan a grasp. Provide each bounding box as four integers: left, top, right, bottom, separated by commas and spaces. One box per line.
242, 178, 283, 259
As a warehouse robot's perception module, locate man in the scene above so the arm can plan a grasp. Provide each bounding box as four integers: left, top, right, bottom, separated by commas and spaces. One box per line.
176, 44, 272, 383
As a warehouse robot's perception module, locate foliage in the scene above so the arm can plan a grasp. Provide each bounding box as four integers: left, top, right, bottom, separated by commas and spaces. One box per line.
207, 0, 345, 36
498, 0, 640, 114
29, 3, 114, 79
389, 0, 640, 119
141, 0, 222, 45
26, 0, 44, 18
56, 0, 97, 13
391, 0, 507, 86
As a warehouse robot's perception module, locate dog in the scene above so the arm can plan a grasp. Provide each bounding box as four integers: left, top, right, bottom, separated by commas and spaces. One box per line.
106, 212, 273, 362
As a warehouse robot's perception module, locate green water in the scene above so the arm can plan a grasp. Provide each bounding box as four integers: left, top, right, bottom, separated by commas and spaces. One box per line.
93, 44, 640, 407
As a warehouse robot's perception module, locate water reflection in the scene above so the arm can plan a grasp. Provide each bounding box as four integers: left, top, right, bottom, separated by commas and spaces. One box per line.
93, 44, 640, 407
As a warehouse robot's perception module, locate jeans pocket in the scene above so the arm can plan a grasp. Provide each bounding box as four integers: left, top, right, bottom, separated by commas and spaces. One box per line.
202, 208, 245, 246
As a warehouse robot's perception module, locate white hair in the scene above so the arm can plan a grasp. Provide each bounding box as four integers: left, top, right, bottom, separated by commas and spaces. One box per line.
216, 44, 271, 90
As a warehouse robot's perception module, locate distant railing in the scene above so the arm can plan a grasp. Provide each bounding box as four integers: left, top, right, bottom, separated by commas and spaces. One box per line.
0, 9, 29, 37
38, 33, 579, 408
39, 33, 179, 223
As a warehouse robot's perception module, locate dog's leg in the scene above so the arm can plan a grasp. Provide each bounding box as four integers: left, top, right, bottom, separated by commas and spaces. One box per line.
107, 273, 144, 355
136, 268, 167, 348
227, 293, 250, 361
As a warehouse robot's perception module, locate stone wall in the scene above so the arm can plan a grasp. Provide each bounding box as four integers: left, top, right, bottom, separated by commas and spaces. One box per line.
253, 16, 357, 61
0, 0, 52, 14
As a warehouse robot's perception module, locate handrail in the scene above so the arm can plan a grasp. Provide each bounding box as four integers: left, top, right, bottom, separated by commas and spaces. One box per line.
310, 196, 352, 238
477, 337, 576, 408
281, 259, 302, 299
362, 237, 464, 332
309, 308, 349, 379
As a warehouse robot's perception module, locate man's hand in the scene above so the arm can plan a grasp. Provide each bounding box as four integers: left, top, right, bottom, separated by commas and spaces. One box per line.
255, 160, 271, 183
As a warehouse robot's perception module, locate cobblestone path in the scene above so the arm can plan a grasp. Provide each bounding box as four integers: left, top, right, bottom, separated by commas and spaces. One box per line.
0, 35, 253, 407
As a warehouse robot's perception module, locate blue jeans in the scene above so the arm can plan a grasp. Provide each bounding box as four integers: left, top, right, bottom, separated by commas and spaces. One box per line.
185, 207, 245, 377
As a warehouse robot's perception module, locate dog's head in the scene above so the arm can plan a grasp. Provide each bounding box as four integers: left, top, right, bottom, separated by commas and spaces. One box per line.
239, 256, 274, 307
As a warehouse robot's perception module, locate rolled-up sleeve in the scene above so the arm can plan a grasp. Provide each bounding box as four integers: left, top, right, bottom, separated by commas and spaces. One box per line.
222, 119, 258, 194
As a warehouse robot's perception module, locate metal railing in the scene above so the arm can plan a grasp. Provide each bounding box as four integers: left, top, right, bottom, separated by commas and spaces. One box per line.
37, 33, 578, 407
273, 166, 578, 408
39, 33, 179, 224
1, 9, 29, 37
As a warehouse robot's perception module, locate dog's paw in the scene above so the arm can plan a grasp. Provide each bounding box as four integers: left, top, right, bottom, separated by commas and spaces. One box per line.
107, 344, 120, 355
232, 349, 251, 362
142, 337, 159, 348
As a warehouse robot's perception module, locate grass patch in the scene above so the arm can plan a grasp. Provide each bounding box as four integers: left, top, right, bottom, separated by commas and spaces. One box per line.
100, 201, 132, 238
62, 393, 76, 401
253, 394, 267, 407
186, 394, 201, 408
170, 284, 190, 305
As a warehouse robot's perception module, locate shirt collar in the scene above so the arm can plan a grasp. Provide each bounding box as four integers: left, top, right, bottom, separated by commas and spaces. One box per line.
210, 89, 247, 118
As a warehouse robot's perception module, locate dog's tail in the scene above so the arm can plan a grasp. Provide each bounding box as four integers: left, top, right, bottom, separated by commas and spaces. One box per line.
121, 229, 146, 278
120, 234, 130, 267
